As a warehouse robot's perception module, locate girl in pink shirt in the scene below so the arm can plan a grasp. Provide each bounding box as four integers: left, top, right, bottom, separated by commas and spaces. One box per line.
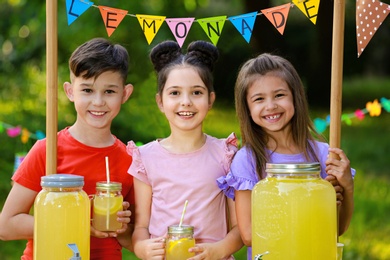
127, 40, 243, 260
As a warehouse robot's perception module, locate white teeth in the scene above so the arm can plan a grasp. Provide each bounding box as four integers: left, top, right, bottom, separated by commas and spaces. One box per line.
91, 111, 105, 116
178, 112, 194, 116
266, 114, 280, 120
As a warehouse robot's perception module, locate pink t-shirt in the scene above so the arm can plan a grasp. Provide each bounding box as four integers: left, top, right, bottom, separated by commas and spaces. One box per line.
127, 134, 237, 253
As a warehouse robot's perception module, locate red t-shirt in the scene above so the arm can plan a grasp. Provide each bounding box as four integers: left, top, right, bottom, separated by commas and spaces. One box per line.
13, 128, 134, 260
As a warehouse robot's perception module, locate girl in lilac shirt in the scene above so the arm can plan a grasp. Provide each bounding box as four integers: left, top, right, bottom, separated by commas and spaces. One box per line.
217, 53, 355, 259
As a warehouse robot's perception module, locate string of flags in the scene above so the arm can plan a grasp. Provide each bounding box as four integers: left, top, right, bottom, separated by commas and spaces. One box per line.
313, 97, 390, 133
0, 121, 45, 144
65, 0, 390, 57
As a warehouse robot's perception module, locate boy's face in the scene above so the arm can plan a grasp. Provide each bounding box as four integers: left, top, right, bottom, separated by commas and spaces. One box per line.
63, 71, 133, 131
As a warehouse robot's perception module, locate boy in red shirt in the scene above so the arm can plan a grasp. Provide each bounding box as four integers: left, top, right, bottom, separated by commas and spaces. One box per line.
0, 38, 135, 259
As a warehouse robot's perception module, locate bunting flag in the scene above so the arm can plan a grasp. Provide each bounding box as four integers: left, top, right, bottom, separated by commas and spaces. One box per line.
197, 16, 227, 45
136, 14, 166, 45
229, 12, 258, 43
292, 0, 320, 24
63, 0, 389, 55
356, 0, 390, 57
66, 0, 93, 25
99, 6, 128, 37
166, 17, 195, 47
313, 97, 390, 133
261, 4, 291, 35
0, 121, 45, 142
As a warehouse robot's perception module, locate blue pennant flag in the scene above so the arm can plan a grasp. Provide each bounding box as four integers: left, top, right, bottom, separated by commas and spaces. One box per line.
229, 12, 257, 43
66, 0, 94, 25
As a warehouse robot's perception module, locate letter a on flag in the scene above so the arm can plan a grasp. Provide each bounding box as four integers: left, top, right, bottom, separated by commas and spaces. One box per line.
166, 18, 195, 47
136, 15, 166, 45
229, 12, 257, 43
197, 16, 227, 46
292, 0, 320, 24
261, 4, 290, 35
66, 0, 93, 25
99, 6, 128, 37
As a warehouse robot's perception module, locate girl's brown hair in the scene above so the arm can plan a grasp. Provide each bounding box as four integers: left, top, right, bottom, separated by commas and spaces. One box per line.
235, 53, 324, 178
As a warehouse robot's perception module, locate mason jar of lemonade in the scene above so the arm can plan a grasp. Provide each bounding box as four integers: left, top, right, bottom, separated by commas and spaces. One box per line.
252, 162, 337, 260
166, 225, 195, 260
92, 181, 123, 232
34, 174, 90, 260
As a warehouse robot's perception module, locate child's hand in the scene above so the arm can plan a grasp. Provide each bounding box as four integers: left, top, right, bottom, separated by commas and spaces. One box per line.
90, 201, 132, 238
188, 243, 220, 260
325, 147, 354, 201
134, 236, 166, 260
324, 174, 344, 205
115, 201, 132, 234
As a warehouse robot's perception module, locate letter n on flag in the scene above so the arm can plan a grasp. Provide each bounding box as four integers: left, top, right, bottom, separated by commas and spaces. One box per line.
261, 3, 291, 35
197, 16, 227, 46
166, 18, 195, 47
99, 6, 128, 37
229, 12, 258, 43
136, 15, 166, 45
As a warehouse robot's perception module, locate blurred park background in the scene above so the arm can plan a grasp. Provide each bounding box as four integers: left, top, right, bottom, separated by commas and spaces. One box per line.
1, 0, 389, 259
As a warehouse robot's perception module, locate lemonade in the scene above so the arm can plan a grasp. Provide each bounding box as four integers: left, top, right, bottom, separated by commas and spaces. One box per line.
166, 237, 195, 260
92, 194, 123, 231
34, 184, 90, 260
166, 225, 195, 260
252, 163, 337, 260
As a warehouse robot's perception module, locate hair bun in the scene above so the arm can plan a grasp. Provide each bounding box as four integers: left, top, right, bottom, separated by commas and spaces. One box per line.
186, 41, 219, 72
150, 41, 182, 72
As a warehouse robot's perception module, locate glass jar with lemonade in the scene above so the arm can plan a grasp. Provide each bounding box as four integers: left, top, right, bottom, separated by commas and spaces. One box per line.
92, 181, 123, 232
34, 174, 90, 260
166, 225, 195, 260
252, 162, 337, 259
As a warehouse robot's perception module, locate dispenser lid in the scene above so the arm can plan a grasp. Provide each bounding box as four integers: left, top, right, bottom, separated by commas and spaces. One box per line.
266, 162, 320, 173
41, 174, 84, 188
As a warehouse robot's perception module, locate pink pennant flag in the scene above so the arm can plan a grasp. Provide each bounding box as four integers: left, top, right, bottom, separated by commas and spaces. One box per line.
7, 126, 21, 138
99, 6, 128, 37
261, 3, 291, 35
356, 0, 390, 57
166, 18, 195, 47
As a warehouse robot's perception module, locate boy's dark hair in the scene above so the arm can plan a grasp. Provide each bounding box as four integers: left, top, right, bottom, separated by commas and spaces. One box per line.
69, 38, 129, 83
149, 40, 219, 95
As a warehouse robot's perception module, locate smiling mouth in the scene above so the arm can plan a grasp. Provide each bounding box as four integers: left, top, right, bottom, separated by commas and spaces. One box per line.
264, 114, 281, 120
90, 111, 106, 116
177, 112, 195, 116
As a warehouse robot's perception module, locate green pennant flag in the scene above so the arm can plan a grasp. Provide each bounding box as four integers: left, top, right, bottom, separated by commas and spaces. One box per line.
197, 16, 227, 45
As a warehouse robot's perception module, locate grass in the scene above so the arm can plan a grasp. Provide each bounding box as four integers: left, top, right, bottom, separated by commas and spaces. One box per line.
1, 77, 390, 259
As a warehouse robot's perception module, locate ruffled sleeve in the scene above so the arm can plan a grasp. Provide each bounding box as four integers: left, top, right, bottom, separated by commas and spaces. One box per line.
217, 145, 260, 200
223, 132, 239, 172
126, 141, 148, 182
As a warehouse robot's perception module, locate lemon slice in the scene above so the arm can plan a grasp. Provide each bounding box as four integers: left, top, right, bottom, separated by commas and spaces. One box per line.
166, 238, 195, 260
93, 196, 122, 215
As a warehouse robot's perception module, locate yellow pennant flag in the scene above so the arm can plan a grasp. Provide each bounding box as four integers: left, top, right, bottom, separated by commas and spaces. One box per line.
136, 14, 166, 45
197, 16, 227, 46
292, 0, 320, 24
21, 128, 30, 144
